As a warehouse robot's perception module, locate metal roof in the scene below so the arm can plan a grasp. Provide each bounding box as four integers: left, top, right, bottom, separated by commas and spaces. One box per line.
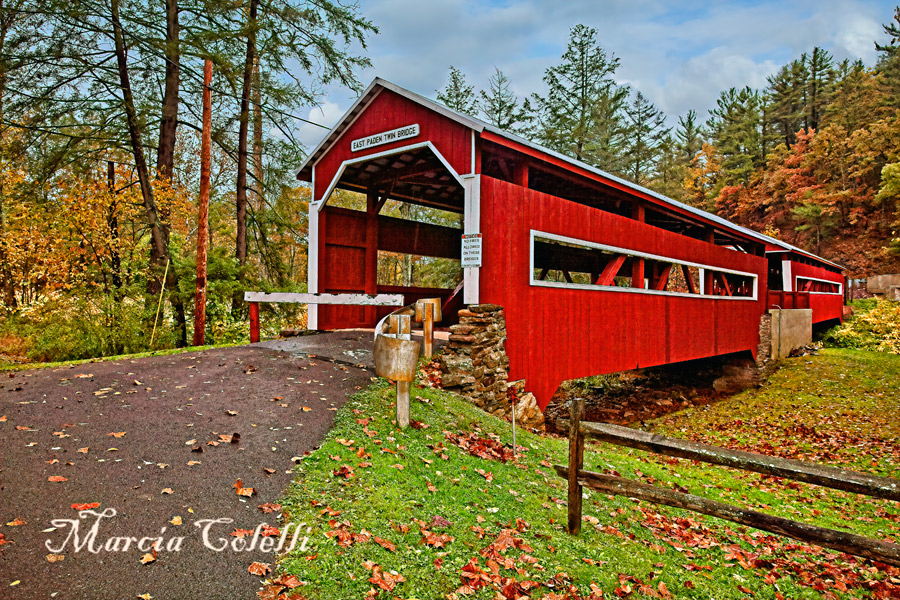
297, 77, 844, 271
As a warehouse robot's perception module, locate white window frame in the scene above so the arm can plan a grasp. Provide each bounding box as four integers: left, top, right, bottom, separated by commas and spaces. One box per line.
795, 275, 843, 295
529, 230, 758, 301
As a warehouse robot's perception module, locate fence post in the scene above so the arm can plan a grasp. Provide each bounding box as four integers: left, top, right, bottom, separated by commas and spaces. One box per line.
249, 302, 260, 343
567, 397, 585, 534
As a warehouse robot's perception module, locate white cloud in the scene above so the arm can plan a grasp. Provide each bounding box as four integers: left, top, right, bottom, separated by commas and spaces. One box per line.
296, 101, 346, 150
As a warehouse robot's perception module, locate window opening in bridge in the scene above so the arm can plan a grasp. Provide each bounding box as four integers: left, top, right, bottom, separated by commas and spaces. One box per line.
530, 231, 757, 300
796, 277, 841, 294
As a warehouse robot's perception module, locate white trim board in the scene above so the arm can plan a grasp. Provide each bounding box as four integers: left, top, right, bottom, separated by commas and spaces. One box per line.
244, 292, 404, 306
795, 275, 844, 295
315, 141, 463, 207
529, 230, 759, 301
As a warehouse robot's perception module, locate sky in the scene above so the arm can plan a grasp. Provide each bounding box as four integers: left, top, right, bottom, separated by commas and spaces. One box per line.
296, 0, 898, 149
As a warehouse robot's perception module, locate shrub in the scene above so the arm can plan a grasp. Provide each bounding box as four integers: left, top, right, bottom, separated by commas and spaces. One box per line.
824, 298, 900, 354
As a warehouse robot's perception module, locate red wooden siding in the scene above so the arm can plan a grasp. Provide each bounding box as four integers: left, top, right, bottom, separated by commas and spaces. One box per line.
789, 259, 844, 323
478, 177, 768, 409
313, 89, 472, 201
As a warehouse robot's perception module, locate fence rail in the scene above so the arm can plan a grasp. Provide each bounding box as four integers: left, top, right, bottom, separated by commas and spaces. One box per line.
556, 399, 900, 567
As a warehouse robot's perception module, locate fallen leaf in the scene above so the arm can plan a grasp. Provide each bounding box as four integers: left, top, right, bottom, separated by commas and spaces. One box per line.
77, 447, 89, 454
139, 553, 156, 565
46, 554, 65, 562
161, 488, 174, 495
231, 528, 255, 538
108, 432, 126, 438
71, 503, 100, 511
137, 594, 153, 600
233, 479, 255, 497
248, 562, 271, 576
273, 574, 302, 589
301, 406, 312, 412
373, 536, 396, 552
170, 516, 182, 526
6, 518, 25, 526
226, 410, 238, 416
48, 476, 68, 482
258, 503, 281, 514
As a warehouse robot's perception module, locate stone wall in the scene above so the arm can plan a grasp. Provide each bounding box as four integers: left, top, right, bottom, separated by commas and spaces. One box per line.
756, 312, 775, 377
439, 304, 544, 430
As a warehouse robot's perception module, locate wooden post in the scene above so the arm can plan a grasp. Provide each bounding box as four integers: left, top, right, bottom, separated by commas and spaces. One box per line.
396, 381, 410, 429
423, 302, 434, 358
249, 302, 260, 343
365, 190, 379, 325
567, 398, 585, 534
193, 58, 212, 347
631, 201, 645, 289
704, 229, 715, 294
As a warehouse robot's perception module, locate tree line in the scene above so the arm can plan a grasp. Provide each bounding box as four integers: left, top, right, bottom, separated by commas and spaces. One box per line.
0, 0, 374, 359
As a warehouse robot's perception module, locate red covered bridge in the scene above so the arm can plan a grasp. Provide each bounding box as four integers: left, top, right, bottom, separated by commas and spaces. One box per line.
295, 78, 843, 410
765, 242, 845, 324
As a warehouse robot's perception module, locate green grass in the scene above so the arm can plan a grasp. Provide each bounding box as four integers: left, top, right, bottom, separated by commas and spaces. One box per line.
276, 349, 900, 599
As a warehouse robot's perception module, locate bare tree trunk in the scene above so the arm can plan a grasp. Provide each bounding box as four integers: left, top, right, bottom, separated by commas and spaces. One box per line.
0, 0, 17, 310
107, 161, 122, 291
156, 0, 179, 179
111, 0, 174, 319
235, 0, 259, 268
193, 60, 211, 346
252, 55, 264, 212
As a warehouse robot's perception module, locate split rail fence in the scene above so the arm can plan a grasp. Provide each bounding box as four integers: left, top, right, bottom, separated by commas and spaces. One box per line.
555, 399, 900, 567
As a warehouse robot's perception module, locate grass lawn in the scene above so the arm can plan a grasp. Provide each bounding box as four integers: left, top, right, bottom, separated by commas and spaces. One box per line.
271, 348, 900, 599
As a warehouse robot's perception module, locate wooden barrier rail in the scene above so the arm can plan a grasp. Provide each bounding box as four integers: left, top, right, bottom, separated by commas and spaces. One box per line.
557, 399, 900, 567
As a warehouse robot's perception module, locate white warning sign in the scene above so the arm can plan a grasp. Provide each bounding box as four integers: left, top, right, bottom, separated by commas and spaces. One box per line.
461, 233, 482, 268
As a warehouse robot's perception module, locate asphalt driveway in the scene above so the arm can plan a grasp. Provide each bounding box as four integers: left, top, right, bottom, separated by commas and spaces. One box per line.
0, 343, 372, 599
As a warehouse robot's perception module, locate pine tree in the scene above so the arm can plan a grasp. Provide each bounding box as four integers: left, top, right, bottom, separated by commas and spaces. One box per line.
875, 7, 900, 110
707, 87, 771, 186
529, 24, 628, 168
806, 47, 836, 132
478, 68, 528, 133
767, 59, 808, 147
824, 60, 875, 131
622, 91, 670, 185
675, 109, 703, 164
436, 66, 477, 115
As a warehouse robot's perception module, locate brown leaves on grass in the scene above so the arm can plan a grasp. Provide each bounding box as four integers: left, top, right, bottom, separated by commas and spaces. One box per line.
363, 561, 405, 592
332, 465, 354, 479
444, 430, 515, 462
